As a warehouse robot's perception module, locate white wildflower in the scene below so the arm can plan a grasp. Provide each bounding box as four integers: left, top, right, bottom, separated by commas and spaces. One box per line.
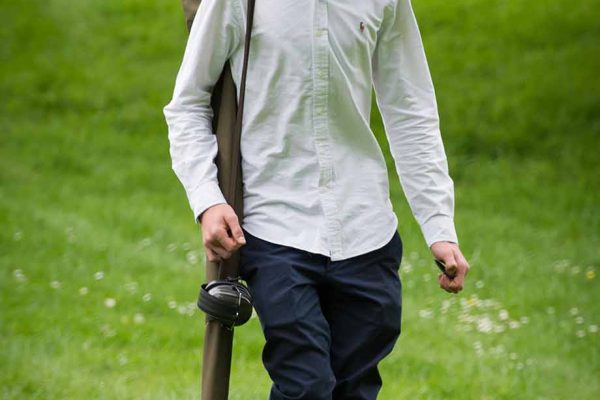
569, 307, 579, 316
186, 302, 196, 316
133, 313, 145, 325
458, 312, 475, 324
467, 296, 481, 308
124, 282, 138, 294
491, 345, 505, 355
473, 341, 484, 357
13, 269, 27, 282
553, 259, 569, 273
477, 316, 493, 333
100, 324, 116, 338
481, 299, 497, 309
440, 299, 451, 314
118, 354, 128, 366
186, 251, 199, 265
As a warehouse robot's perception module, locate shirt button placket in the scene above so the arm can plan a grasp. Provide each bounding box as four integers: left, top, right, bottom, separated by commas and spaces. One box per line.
313, 0, 342, 259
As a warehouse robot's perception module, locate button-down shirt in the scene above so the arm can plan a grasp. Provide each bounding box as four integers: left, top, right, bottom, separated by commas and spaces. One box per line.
163, 0, 458, 261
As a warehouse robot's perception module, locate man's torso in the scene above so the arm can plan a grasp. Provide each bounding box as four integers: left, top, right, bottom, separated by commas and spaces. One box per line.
227, 0, 399, 261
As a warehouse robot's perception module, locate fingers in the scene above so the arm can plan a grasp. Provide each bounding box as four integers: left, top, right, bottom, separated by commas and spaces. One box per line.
203, 227, 227, 262
214, 226, 238, 253
439, 274, 461, 294
204, 226, 237, 261
224, 213, 246, 245
212, 243, 233, 260
200, 205, 247, 263
431, 242, 458, 278
205, 246, 221, 263
431, 241, 471, 294
442, 253, 458, 278
447, 271, 465, 293
213, 212, 246, 255
438, 271, 461, 293
437, 249, 468, 294
205, 240, 240, 262
438, 273, 454, 293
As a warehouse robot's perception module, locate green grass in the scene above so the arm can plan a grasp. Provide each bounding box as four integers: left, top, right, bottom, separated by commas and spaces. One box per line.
1, 0, 599, 398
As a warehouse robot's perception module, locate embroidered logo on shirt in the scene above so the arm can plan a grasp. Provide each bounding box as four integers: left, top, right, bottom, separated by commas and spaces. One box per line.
359, 21, 365, 32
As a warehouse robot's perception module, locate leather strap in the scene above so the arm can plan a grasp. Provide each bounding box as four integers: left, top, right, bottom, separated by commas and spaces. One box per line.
227, 0, 255, 217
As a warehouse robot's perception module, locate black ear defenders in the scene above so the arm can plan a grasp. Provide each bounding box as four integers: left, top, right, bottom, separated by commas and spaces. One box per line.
197, 277, 253, 328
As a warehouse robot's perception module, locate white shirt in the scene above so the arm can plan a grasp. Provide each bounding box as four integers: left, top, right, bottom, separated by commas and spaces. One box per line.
163, 0, 458, 261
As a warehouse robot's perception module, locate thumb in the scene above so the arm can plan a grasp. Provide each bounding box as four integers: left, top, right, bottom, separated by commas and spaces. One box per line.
224, 212, 246, 244
443, 253, 458, 278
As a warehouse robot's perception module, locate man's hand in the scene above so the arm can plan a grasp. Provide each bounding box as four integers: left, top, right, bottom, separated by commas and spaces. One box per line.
198, 204, 246, 262
430, 241, 470, 294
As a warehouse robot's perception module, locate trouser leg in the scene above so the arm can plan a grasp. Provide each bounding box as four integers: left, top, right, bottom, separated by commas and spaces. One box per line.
321, 231, 403, 400
239, 229, 336, 400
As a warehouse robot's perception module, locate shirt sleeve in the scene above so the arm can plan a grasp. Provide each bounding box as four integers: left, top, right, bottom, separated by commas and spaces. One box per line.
163, 0, 242, 223
371, 0, 458, 247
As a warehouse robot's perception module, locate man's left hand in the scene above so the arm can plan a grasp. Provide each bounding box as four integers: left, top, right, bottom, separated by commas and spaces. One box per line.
430, 241, 470, 294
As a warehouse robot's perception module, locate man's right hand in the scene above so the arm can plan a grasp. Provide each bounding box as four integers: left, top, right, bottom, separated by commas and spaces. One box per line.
198, 204, 246, 262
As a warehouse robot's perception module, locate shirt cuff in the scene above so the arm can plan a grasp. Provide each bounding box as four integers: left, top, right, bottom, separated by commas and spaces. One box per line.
420, 214, 459, 248
188, 181, 227, 224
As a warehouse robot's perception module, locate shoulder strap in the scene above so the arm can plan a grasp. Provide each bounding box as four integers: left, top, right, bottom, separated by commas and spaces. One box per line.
228, 0, 255, 213
237, 0, 255, 122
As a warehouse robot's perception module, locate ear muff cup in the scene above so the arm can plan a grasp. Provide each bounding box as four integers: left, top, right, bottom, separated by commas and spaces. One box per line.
197, 279, 253, 328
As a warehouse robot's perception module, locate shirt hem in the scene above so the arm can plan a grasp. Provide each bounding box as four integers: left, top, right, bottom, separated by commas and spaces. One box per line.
242, 214, 399, 262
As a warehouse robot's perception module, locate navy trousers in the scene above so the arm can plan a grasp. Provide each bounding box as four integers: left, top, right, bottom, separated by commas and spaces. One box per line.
239, 228, 403, 400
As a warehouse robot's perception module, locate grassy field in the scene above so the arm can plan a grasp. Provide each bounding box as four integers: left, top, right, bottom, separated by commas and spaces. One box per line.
1, 0, 599, 399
